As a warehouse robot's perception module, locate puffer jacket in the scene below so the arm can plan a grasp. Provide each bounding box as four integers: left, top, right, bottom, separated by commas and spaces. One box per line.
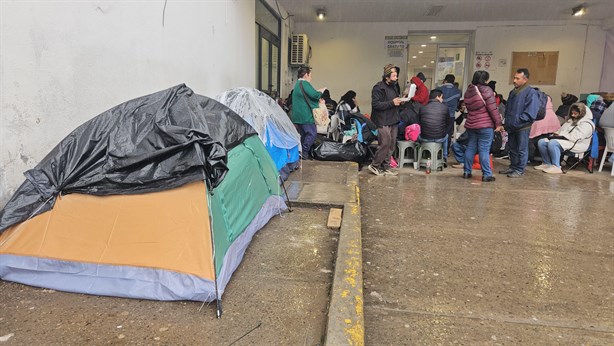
418, 99, 450, 139
371, 80, 401, 127
410, 76, 429, 105
555, 108, 594, 152
505, 84, 539, 132
463, 84, 502, 130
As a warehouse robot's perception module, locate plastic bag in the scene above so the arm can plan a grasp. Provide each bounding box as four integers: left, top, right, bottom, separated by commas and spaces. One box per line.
312, 140, 368, 162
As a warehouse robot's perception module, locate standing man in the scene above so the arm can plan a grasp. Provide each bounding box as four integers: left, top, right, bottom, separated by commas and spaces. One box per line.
369, 64, 403, 176
291, 66, 323, 160
437, 74, 461, 150
500, 68, 540, 177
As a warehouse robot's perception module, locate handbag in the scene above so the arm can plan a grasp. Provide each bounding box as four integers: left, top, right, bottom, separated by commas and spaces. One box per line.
299, 82, 330, 127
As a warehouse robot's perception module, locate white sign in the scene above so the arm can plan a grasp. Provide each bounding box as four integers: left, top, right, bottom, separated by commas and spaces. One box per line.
385, 36, 407, 58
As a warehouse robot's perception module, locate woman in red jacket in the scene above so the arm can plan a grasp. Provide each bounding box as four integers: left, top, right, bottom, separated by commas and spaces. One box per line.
462, 70, 504, 182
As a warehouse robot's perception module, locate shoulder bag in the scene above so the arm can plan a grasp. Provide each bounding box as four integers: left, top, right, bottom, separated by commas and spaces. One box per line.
299, 82, 329, 127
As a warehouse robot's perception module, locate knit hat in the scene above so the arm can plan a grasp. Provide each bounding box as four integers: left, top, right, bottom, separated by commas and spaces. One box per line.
561, 93, 578, 105
383, 64, 397, 77
487, 80, 497, 92
416, 72, 426, 82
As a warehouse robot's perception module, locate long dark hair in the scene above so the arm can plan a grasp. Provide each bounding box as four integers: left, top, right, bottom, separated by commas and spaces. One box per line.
471, 70, 489, 86
340, 90, 357, 109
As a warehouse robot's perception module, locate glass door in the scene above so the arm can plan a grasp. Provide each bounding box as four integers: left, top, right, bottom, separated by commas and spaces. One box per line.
436, 46, 466, 90
406, 33, 471, 92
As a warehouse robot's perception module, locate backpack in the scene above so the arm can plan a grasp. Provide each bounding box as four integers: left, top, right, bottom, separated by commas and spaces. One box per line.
534, 88, 548, 121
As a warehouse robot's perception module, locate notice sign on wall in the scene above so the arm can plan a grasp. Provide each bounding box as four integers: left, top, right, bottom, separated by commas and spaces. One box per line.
475, 51, 493, 70
385, 36, 407, 58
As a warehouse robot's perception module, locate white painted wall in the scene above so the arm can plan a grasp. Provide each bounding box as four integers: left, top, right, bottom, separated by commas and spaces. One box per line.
295, 20, 607, 114
474, 23, 606, 99
0, 0, 257, 206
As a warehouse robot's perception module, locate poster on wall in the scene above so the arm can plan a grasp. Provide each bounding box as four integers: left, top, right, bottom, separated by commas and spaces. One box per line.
436, 57, 454, 84
385, 36, 407, 58
475, 51, 493, 70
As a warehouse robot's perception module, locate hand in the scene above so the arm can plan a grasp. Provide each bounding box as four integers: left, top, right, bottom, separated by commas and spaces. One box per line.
392, 98, 402, 106
495, 126, 504, 132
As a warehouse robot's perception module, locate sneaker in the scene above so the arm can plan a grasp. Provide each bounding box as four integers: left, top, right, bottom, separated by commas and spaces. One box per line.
452, 163, 463, 169
462, 173, 472, 179
534, 164, 550, 170
507, 171, 525, 178
368, 164, 383, 176
499, 168, 514, 174
382, 168, 398, 176
482, 176, 496, 182
544, 166, 563, 174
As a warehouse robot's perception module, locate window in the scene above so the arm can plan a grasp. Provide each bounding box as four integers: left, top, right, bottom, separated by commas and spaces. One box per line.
256, 0, 280, 95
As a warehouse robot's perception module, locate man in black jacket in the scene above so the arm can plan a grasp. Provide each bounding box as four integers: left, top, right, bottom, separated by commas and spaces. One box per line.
418, 89, 451, 161
369, 64, 403, 176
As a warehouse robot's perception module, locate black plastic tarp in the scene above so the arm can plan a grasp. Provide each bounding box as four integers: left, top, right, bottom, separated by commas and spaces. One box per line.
0, 84, 257, 233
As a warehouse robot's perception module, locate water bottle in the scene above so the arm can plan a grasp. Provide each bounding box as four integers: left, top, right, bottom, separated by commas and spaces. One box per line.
426, 158, 431, 174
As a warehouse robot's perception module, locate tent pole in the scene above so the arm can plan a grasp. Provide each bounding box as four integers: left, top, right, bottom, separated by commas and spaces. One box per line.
203, 179, 223, 318
280, 178, 293, 212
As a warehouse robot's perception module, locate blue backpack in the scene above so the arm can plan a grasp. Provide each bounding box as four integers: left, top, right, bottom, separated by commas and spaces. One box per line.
533, 88, 549, 121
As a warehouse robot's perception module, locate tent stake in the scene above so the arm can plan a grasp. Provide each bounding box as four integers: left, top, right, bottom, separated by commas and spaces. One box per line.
280, 178, 293, 212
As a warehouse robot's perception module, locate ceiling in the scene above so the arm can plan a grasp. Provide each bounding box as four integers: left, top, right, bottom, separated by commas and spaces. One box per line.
274, 0, 614, 23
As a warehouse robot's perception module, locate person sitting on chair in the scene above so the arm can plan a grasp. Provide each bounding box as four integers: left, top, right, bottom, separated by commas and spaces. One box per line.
535, 103, 594, 174
418, 89, 451, 162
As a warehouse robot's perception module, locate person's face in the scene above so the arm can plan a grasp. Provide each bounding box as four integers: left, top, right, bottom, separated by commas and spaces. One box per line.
513, 73, 528, 88
570, 110, 580, 118
387, 70, 398, 83
304, 71, 312, 82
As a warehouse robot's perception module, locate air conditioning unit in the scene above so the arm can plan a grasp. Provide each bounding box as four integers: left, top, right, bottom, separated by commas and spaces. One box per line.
291, 34, 309, 65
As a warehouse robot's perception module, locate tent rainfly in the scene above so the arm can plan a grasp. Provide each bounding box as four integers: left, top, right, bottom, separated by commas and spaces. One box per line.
0, 84, 287, 317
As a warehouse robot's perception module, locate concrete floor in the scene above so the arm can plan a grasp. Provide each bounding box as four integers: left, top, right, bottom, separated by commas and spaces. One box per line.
361, 159, 614, 345
1, 159, 612, 345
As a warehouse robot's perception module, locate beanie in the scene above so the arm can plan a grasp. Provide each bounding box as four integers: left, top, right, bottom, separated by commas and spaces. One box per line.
487, 80, 497, 92
561, 93, 578, 105
383, 64, 396, 77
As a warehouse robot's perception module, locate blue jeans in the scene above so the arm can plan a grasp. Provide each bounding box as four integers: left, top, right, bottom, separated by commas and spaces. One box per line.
419, 135, 448, 159
295, 124, 317, 155
507, 128, 531, 173
452, 142, 467, 163
464, 128, 494, 177
537, 138, 563, 167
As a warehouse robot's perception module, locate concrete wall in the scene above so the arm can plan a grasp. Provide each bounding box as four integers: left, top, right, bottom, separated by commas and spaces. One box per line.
294, 20, 607, 114
0, 1, 258, 206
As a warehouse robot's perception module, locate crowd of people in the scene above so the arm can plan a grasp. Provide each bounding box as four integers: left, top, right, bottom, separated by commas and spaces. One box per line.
279, 64, 612, 180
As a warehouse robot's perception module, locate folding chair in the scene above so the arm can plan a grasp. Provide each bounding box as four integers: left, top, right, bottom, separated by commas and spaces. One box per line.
327, 113, 341, 142
598, 127, 614, 175
561, 127, 596, 174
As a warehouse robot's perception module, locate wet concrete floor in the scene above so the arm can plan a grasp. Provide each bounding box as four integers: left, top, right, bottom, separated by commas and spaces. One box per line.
361, 159, 614, 345
0, 207, 337, 345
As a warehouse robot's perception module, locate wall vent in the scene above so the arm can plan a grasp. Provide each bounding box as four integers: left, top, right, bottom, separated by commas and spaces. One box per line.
424, 5, 446, 17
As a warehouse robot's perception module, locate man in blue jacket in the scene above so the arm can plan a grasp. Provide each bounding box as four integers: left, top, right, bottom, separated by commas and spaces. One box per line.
436, 74, 461, 152
499, 68, 539, 178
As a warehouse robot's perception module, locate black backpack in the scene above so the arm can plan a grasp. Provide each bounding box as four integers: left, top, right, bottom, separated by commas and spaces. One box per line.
534, 88, 549, 121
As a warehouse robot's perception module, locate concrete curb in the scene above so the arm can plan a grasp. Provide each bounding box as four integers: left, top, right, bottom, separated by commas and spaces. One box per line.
325, 199, 364, 345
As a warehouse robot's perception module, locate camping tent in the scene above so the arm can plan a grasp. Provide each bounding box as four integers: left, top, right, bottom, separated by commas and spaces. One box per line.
215, 87, 300, 180
0, 84, 286, 307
